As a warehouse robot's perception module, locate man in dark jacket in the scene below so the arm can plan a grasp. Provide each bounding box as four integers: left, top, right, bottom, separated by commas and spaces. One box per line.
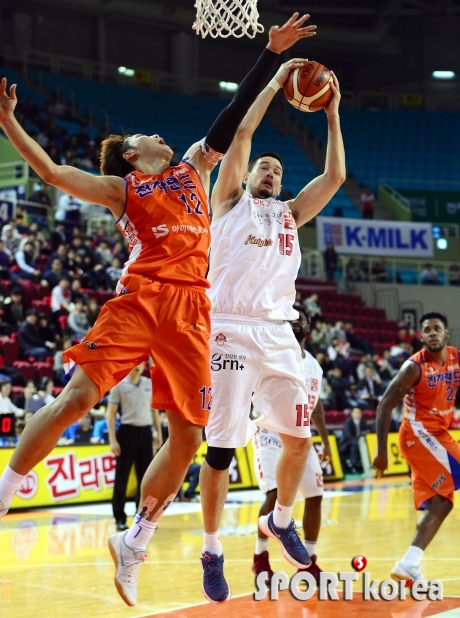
18, 309, 56, 361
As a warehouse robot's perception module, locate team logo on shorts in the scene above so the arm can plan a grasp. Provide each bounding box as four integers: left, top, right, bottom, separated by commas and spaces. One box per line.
215, 333, 226, 346
83, 341, 102, 351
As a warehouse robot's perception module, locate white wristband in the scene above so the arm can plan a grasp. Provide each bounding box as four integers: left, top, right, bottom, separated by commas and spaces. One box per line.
268, 78, 281, 92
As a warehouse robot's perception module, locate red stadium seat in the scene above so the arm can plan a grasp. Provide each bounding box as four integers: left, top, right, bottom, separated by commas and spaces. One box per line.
13, 361, 35, 381
0, 337, 19, 365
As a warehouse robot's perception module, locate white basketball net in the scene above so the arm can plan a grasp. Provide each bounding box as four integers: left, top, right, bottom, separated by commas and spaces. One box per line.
193, 0, 264, 39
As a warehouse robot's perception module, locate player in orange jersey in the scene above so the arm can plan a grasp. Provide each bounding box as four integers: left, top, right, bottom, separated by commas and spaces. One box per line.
373, 312, 460, 584
0, 13, 315, 607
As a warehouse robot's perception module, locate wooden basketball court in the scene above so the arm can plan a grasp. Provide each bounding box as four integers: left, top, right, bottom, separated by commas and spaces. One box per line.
1, 477, 460, 618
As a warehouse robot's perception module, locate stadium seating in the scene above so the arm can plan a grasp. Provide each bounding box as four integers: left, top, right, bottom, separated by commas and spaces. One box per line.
292, 107, 460, 191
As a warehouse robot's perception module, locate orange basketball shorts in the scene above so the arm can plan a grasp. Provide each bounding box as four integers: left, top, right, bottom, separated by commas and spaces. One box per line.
399, 419, 460, 510
63, 282, 211, 426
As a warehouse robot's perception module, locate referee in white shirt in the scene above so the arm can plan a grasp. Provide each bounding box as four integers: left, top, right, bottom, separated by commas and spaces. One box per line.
107, 362, 162, 531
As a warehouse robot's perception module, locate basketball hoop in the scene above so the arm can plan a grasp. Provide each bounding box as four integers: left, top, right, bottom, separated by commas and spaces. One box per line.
193, 0, 264, 39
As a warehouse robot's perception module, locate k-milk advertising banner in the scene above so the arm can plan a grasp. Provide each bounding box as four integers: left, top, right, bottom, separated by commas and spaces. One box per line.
316, 217, 433, 258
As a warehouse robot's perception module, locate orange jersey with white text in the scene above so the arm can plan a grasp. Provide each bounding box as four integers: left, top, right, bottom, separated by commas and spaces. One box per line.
115, 161, 210, 292
404, 346, 460, 432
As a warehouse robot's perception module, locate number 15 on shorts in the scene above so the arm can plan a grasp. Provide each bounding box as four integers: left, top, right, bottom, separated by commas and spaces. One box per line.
296, 404, 310, 427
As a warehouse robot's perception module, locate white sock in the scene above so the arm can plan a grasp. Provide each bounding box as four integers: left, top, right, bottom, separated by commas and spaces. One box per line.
401, 545, 424, 567
202, 532, 223, 556
304, 540, 317, 557
273, 501, 293, 528
0, 465, 25, 509
124, 516, 156, 550
255, 537, 269, 555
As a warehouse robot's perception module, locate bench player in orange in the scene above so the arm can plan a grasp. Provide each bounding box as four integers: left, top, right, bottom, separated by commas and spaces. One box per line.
0, 13, 315, 607
373, 312, 460, 583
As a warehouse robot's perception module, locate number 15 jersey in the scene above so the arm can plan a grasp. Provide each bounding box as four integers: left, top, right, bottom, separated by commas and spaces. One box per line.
117, 161, 210, 293
207, 191, 300, 321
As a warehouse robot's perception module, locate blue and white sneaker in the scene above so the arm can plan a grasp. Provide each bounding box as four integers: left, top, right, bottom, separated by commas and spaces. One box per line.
258, 512, 311, 569
201, 551, 230, 603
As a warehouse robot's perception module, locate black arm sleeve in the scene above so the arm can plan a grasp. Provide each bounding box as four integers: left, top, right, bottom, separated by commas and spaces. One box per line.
205, 47, 280, 155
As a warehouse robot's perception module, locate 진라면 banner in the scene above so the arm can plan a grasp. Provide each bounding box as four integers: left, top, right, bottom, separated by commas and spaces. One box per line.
316, 216, 433, 258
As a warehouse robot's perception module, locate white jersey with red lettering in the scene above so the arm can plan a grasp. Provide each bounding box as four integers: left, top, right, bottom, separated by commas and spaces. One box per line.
207, 190, 300, 321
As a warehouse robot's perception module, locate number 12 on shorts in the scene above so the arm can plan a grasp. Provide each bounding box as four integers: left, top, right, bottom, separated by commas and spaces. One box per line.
199, 386, 212, 411
295, 404, 310, 427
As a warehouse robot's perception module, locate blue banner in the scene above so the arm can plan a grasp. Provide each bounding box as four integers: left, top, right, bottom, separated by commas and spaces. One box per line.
316, 217, 433, 258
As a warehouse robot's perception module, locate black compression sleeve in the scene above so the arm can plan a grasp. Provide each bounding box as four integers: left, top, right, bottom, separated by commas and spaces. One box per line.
205, 47, 280, 155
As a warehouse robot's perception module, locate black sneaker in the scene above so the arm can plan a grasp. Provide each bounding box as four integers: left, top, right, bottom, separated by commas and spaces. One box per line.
116, 521, 129, 531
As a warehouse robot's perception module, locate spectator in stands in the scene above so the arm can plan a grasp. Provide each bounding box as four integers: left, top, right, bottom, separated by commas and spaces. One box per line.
13, 380, 37, 411
356, 355, 378, 381
449, 264, 460, 286
343, 320, 373, 355
309, 319, 328, 352
360, 186, 375, 219
375, 349, 397, 386
28, 181, 53, 208
53, 336, 73, 386
177, 463, 202, 502
0, 240, 11, 279
421, 263, 440, 285
69, 279, 88, 305
43, 258, 67, 289
371, 260, 388, 283
345, 258, 366, 282
106, 256, 123, 290
357, 366, 383, 410
0, 380, 23, 416
315, 349, 334, 375
1, 224, 21, 254
67, 298, 90, 339
50, 223, 67, 250
38, 312, 59, 348
13, 241, 41, 282
18, 309, 56, 361
86, 298, 101, 327
38, 377, 55, 405
55, 192, 84, 230
2, 288, 25, 330
407, 326, 422, 353
327, 320, 347, 344
51, 277, 72, 315
96, 240, 113, 267
323, 243, 338, 282
90, 410, 113, 444
18, 230, 41, 260
339, 407, 370, 473
303, 293, 322, 318
323, 366, 361, 411
63, 412, 93, 444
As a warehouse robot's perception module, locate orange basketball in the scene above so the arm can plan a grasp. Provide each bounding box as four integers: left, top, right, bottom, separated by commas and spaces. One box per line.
284, 61, 333, 112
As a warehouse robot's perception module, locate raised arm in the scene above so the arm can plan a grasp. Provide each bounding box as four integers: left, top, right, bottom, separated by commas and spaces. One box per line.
372, 360, 420, 476
211, 58, 306, 219
0, 79, 125, 217
187, 13, 316, 184
288, 73, 346, 227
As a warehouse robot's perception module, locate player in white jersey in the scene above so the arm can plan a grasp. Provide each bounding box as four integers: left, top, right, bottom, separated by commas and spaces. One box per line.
199, 57, 345, 603
252, 303, 331, 585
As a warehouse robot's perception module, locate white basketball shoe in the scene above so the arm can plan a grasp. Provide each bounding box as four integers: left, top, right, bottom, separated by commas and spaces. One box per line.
108, 531, 148, 606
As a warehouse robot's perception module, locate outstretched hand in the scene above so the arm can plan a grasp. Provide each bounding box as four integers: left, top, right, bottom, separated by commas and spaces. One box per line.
0, 78, 17, 123
267, 13, 316, 54
273, 57, 308, 88
324, 72, 341, 116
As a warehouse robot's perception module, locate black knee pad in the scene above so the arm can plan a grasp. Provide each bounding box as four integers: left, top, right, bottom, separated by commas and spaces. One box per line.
205, 446, 235, 470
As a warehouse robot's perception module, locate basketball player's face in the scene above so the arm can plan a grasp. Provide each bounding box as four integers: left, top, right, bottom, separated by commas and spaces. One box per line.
420, 319, 449, 353
291, 312, 309, 342
127, 134, 173, 161
247, 157, 283, 199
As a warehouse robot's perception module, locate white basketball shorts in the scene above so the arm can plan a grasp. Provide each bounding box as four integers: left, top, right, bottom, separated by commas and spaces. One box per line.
206, 314, 311, 448
253, 427, 324, 498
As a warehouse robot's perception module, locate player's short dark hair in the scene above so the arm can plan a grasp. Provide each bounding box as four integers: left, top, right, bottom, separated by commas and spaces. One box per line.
247, 152, 284, 178
293, 302, 311, 325
419, 312, 448, 328
100, 134, 135, 177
